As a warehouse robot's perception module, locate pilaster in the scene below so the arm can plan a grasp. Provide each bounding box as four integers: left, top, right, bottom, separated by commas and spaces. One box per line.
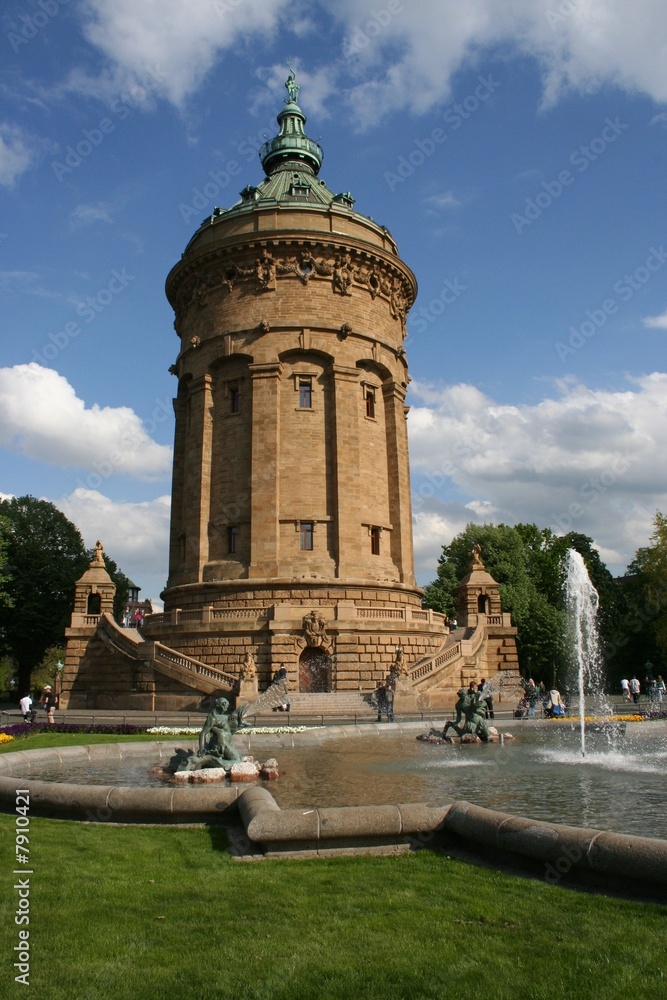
249, 362, 283, 577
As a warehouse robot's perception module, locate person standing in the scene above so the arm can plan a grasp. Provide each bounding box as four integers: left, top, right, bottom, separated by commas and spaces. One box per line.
19, 692, 36, 724
629, 675, 640, 705
42, 685, 57, 724
478, 678, 494, 719
620, 678, 631, 702
657, 676, 665, 703
526, 678, 538, 718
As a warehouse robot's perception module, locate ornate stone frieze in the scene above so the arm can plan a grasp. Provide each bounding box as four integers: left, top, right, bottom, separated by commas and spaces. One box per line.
171, 242, 414, 331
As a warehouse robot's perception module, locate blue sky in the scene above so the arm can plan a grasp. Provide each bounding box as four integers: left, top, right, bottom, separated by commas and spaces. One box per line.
1, 0, 666, 606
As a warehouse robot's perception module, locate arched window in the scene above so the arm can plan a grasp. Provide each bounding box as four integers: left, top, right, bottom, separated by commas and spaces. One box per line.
87, 592, 101, 615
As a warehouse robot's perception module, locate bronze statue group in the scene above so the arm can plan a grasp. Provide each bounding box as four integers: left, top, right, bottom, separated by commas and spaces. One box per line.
441, 680, 495, 742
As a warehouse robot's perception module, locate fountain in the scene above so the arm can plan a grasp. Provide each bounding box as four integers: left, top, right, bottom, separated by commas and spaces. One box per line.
1, 595, 666, 881
564, 548, 609, 756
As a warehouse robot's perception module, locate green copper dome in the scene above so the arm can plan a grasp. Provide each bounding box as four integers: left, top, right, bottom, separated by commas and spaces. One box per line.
259, 70, 323, 176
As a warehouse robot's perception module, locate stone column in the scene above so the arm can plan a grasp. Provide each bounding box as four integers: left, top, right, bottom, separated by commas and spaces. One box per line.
330, 364, 362, 578
248, 362, 282, 577
168, 394, 187, 584
383, 381, 415, 586
182, 373, 214, 581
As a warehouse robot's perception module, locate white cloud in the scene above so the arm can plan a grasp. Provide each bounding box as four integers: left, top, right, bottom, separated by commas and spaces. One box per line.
57, 488, 170, 605
51, 2, 667, 120
423, 190, 462, 211
73, 0, 293, 108
0, 364, 172, 480
408, 372, 667, 578
333, 0, 667, 126
69, 202, 113, 228
643, 310, 667, 330
0, 124, 42, 188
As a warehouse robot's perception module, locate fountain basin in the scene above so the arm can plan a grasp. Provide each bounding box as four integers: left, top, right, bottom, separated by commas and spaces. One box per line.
1, 722, 666, 886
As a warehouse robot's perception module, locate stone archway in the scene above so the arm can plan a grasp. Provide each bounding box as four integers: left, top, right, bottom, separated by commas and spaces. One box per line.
299, 647, 331, 692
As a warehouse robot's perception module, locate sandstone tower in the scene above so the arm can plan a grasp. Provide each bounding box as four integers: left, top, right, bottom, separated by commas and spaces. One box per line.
149, 72, 447, 693
61, 75, 518, 711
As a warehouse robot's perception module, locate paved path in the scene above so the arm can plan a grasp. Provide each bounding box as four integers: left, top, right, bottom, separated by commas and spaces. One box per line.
0, 695, 641, 729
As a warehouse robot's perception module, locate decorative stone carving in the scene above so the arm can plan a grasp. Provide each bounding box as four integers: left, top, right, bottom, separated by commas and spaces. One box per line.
255, 249, 276, 290
301, 610, 330, 649
390, 277, 408, 326
393, 644, 408, 677
190, 336, 201, 349
332, 252, 353, 295
93, 540, 104, 564
339, 323, 352, 338
240, 649, 256, 681
172, 245, 414, 329
471, 543, 484, 570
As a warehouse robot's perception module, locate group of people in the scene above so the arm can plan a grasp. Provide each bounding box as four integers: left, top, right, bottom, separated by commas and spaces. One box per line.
371, 679, 396, 722
621, 674, 665, 704
19, 686, 57, 725
515, 678, 565, 719
123, 607, 144, 628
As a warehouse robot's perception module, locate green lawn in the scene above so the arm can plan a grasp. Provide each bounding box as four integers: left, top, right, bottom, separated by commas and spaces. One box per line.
0, 731, 172, 753
1, 735, 665, 1000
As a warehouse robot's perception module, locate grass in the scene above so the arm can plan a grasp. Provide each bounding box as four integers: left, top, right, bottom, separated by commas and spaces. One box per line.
1, 734, 665, 1000
0, 732, 172, 753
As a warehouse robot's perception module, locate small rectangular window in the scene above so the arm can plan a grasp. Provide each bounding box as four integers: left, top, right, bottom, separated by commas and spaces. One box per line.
365, 389, 375, 419
299, 378, 312, 409
230, 384, 240, 414
227, 525, 238, 554
370, 526, 380, 555
300, 521, 313, 550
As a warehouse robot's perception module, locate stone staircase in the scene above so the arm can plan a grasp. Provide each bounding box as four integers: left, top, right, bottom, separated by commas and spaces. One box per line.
251, 691, 373, 718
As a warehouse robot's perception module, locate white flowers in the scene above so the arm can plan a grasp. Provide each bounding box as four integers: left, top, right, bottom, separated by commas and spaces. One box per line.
145, 725, 314, 736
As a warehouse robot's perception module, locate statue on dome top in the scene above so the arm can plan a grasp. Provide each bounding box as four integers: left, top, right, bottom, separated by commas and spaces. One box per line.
285, 66, 299, 104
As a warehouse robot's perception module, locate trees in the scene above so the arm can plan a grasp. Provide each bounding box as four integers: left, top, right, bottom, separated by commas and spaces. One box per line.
622, 512, 667, 666
0, 497, 88, 693
422, 522, 617, 687
0, 512, 13, 612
